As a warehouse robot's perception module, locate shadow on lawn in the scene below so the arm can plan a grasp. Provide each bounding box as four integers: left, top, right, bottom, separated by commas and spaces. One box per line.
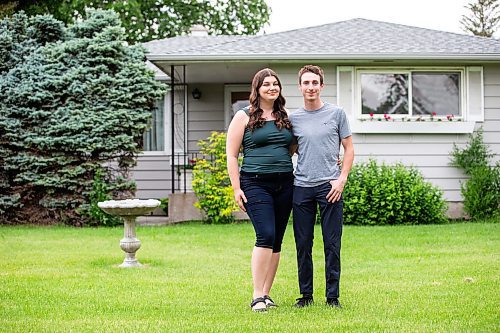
89, 257, 166, 268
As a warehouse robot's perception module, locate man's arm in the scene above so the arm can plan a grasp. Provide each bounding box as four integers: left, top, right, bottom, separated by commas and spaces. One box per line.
326, 136, 354, 202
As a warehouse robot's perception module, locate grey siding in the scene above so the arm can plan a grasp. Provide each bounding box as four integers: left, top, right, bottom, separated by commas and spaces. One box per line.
352, 65, 500, 202
273, 64, 500, 202
187, 84, 226, 151
133, 83, 225, 199
484, 65, 500, 165
131, 155, 193, 199
133, 63, 500, 202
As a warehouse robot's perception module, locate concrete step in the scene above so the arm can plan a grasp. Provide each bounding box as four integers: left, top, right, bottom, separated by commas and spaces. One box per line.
137, 215, 174, 226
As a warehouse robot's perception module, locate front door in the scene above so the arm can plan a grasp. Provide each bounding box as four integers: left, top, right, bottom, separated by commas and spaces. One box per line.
224, 84, 251, 129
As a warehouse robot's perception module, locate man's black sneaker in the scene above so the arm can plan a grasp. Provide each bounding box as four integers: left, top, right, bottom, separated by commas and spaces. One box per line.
326, 298, 342, 308
294, 296, 313, 308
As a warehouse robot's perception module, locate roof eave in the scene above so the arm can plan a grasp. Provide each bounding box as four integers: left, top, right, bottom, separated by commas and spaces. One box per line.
146, 53, 500, 62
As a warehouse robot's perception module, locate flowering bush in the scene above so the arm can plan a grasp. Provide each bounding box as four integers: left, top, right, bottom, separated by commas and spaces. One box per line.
192, 132, 238, 224
181, 159, 197, 170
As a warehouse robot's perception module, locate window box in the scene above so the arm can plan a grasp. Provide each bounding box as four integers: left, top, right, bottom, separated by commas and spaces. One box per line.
350, 119, 476, 134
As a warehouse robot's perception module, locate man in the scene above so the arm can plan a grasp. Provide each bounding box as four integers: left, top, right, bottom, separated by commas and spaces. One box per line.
289, 65, 354, 308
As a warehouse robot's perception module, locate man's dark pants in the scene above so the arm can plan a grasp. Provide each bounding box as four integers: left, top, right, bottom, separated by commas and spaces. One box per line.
293, 182, 343, 299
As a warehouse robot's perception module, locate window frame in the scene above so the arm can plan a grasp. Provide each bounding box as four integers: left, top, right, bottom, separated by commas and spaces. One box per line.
355, 67, 466, 120
142, 93, 168, 155
336, 65, 481, 134
142, 84, 187, 156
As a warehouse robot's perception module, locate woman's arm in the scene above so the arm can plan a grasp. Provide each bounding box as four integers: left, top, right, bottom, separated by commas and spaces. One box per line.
289, 136, 298, 156
226, 110, 248, 211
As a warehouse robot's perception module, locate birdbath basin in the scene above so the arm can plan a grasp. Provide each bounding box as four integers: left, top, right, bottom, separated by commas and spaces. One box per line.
98, 199, 160, 267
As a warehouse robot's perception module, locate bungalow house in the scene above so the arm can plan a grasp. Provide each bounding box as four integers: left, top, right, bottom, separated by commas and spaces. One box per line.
136, 18, 500, 221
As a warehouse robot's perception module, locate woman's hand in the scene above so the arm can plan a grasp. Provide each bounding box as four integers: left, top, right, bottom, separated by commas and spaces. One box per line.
234, 188, 248, 212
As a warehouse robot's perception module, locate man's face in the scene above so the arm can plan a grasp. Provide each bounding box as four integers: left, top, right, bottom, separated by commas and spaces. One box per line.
299, 72, 323, 101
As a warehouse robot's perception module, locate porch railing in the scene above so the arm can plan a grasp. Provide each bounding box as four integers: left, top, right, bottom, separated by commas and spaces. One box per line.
171, 152, 217, 193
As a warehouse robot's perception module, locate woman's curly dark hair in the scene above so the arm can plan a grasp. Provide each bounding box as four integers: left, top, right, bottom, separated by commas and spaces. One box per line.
247, 68, 292, 131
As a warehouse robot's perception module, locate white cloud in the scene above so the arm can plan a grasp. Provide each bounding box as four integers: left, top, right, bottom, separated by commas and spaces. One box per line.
263, 0, 472, 35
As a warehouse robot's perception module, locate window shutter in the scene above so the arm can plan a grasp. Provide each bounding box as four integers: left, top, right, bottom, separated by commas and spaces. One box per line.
336, 66, 354, 118
466, 66, 484, 122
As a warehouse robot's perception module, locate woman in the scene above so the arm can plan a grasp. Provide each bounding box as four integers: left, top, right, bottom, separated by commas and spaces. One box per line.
226, 68, 294, 312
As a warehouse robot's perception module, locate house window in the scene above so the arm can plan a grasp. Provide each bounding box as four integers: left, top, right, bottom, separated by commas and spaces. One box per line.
361, 73, 409, 115
337, 66, 482, 133
143, 97, 166, 151
360, 70, 461, 118
412, 73, 460, 116
143, 87, 187, 154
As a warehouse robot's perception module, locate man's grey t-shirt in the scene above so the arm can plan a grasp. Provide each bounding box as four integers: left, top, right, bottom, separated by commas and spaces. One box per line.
289, 102, 352, 187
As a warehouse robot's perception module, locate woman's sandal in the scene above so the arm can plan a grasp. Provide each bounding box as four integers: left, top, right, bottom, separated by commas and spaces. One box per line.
263, 295, 277, 308
250, 297, 268, 312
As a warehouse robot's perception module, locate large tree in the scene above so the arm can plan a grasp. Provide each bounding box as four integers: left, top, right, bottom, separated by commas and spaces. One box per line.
0, 10, 165, 225
0, 0, 271, 43
460, 0, 500, 37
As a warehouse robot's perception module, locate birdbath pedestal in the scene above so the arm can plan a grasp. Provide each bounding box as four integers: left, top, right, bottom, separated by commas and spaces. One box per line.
98, 199, 160, 267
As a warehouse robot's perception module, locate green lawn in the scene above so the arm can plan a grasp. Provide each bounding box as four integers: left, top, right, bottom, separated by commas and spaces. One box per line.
0, 220, 498, 332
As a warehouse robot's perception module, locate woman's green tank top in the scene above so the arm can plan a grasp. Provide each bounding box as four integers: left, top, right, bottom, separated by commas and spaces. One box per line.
240, 107, 293, 174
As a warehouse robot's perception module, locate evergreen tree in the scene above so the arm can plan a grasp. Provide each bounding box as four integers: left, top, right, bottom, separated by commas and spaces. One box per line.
0, 10, 165, 225
1, 0, 271, 43
460, 0, 500, 37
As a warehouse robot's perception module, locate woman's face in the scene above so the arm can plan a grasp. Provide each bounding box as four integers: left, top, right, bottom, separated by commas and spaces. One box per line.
258, 76, 280, 103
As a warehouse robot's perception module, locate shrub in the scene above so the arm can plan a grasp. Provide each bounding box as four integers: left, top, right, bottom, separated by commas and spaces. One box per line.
192, 132, 238, 224
450, 128, 494, 173
450, 129, 500, 220
461, 166, 500, 220
342, 159, 448, 225
77, 168, 122, 227
159, 198, 169, 215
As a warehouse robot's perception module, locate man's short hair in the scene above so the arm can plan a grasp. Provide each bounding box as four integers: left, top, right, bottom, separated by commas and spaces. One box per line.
298, 65, 324, 85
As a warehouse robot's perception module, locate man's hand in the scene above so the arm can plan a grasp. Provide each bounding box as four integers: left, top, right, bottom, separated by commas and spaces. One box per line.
326, 178, 346, 203
234, 189, 248, 212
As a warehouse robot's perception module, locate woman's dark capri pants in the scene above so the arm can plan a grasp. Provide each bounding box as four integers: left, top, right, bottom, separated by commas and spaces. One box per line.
240, 171, 293, 253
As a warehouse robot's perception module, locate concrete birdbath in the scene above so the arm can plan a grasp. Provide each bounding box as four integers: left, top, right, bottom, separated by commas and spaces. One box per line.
98, 199, 160, 267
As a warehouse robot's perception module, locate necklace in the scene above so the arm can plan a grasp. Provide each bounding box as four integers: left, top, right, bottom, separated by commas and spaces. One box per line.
262, 111, 274, 120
